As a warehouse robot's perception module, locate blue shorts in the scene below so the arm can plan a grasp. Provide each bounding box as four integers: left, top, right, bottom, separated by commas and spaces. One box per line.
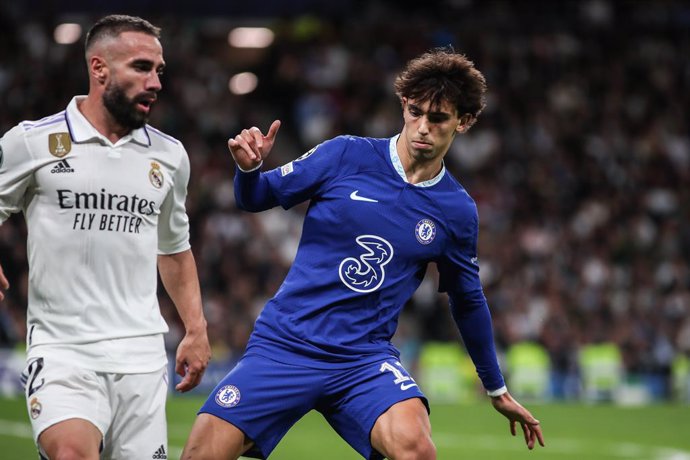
198, 353, 429, 459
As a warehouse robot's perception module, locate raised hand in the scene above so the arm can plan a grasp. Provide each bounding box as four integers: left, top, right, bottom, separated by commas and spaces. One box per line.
228, 120, 281, 171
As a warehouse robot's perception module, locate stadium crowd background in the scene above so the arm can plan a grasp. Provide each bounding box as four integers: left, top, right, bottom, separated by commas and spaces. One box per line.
0, 0, 688, 402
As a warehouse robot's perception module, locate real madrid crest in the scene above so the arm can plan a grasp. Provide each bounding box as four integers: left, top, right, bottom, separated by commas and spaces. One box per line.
48, 132, 71, 158
415, 218, 436, 245
149, 161, 164, 189
30, 397, 42, 419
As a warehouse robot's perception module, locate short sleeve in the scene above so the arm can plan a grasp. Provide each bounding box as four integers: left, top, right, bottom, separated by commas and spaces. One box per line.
157, 144, 191, 254
0, 124, 35, 224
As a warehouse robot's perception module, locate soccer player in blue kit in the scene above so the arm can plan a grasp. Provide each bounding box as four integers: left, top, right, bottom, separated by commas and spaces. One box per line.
182, 47, 545, 459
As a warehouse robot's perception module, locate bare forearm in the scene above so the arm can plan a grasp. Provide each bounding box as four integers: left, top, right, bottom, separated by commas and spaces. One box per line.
158, 249, 206, 333
158, 249, 210, 391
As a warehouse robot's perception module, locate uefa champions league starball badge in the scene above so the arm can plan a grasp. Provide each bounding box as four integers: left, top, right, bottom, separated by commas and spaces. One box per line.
215, 384, 241, 408
415, 219, 436, 245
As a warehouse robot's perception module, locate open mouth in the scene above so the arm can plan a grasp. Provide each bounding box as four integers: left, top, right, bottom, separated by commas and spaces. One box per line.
135, 96, 156, 113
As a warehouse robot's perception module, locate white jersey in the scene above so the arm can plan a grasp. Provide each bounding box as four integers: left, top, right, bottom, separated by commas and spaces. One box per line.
0, 96, 191, 372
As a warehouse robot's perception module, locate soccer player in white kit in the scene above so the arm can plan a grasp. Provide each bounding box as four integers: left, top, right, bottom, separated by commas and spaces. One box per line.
0, 15, 211, 459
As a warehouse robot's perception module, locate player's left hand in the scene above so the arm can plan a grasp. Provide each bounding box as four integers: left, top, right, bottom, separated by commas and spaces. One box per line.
174, 327, 211, 392
490, 391, 545, 449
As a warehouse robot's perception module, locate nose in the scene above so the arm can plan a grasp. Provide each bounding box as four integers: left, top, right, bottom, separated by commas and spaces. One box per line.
417, 115, 430, 135
147, 71, 162, 92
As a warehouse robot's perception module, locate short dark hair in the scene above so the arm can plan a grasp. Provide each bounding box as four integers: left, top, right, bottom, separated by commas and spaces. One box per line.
85, 14, 161, 52
394, 46, 487, 121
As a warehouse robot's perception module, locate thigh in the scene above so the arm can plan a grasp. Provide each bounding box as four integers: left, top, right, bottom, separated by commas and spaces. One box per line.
39, 418, 103, 459
182, 413, 252, 460
22, 357, 108, 457
196, 354, 323, 459
102, 367, 168, 460
370, 398, 434, 460
321, 358, 429, 460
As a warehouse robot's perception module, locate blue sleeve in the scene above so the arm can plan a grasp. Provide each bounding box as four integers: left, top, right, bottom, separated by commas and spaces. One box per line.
437, 200, 505, 391
235, 136, 348, 211
234, 166, 279, 212
263, 136, 347, 209
448, 290, 505, 391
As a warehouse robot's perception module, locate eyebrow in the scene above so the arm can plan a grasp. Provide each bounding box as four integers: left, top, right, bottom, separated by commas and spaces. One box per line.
130, 58, 166, 70
408, 103, 452, 118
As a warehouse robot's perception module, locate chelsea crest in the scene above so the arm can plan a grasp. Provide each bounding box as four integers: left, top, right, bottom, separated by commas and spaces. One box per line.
215, 385, 241, 408
415, 219, 436, 245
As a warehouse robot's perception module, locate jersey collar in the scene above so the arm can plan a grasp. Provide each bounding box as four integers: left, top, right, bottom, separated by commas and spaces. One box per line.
65, 96, 151, 148
389, 135, 445, 187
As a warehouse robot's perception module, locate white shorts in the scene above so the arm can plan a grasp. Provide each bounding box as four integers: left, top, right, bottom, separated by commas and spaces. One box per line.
22, 356, 169, 459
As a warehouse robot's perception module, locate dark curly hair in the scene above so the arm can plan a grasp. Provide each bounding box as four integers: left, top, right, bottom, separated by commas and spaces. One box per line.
394, 46, 487, 125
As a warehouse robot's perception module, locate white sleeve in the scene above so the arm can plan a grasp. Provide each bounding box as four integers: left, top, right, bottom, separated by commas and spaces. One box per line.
157, 143, 191, 254
0, 124, 35, 224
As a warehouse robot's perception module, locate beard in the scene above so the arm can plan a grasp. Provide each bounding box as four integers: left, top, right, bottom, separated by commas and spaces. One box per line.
102, 82, 152, 130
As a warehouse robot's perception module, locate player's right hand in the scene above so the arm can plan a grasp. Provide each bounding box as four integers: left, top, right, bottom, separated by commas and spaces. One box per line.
228, 119, 281, 171
0, 263, 8, 301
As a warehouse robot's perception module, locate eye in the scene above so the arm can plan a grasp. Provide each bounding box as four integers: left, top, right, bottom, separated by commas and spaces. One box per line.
408, 107, 422, 117
428, 114, 448, 124
131, 60, 155, 73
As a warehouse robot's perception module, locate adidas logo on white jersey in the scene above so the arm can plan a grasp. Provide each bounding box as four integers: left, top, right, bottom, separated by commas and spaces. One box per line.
50, 159, 74, 174
152, 445, 167, 459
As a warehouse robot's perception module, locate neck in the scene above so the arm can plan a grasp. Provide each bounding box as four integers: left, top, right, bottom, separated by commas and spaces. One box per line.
78, 94, 129, 143
396, 134, 443, 185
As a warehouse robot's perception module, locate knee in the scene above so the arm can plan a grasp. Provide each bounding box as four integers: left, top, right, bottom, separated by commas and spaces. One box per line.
387, 431, 436, 460
181, 438, 224, 460
47, 444, 93, 460
180, 443, 206, 460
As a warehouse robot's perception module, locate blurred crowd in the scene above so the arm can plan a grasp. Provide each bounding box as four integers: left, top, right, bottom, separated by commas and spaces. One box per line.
0, 1, 688, 399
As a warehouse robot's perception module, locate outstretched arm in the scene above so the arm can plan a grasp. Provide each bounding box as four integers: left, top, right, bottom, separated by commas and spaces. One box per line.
158, 249, 211, 392
490, 391, 545, 449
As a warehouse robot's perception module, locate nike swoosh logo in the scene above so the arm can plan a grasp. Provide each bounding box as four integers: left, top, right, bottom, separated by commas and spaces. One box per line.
400, 383, 418, 391
349, 190, 378, 202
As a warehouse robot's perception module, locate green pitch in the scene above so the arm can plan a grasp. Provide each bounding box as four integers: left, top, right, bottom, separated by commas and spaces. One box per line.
1, 396, 688, 459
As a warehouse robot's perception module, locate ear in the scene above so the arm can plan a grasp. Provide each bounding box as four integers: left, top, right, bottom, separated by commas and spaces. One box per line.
456, 114, 474, 133
89, 55, 108, 84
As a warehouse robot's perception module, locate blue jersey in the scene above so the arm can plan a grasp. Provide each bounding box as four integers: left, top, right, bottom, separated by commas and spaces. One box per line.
235, 135, 505, 391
